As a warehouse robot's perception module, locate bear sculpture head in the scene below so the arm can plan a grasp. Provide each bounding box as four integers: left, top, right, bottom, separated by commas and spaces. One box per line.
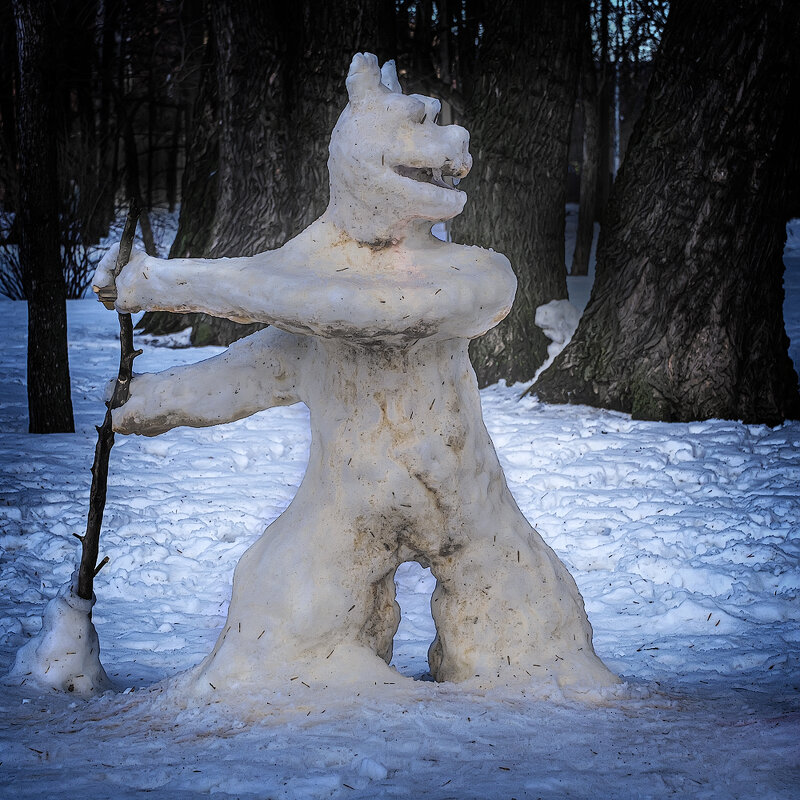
326, 53, 472, 246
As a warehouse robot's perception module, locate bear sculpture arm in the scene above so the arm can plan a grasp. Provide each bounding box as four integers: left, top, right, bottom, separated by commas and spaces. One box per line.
112, 328, 308, 436
93, 243, 276, 325
92, 237, 517, 345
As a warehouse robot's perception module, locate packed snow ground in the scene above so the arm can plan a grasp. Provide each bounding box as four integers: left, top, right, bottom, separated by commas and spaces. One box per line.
0, 223, 798, 798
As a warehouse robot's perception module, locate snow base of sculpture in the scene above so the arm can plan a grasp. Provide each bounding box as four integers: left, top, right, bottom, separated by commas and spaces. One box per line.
8, 576, 111, 695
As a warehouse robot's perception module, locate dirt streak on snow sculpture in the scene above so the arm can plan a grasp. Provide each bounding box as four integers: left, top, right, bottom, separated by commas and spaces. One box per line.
93, 53, 617, 692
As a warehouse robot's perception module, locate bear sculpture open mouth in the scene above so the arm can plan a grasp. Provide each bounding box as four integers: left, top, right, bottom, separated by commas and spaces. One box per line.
394, 164, 462, 190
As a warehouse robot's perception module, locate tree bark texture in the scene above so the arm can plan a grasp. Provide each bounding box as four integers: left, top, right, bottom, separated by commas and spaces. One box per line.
571, 12, 599, 277
136, 20, 217, 339
595, 0, 612, 219
95, 0, 121, 238
168, 27, 218, 263
452, 0, 582, 386
59, 0, 103, 242
186, 1, 292, 346
287, 0, 394, 233
205, 3, 291, 261
141, 0, 390, 347
13, 0, 74, 433
534, 0, 800, 425
0, 0, 18, 209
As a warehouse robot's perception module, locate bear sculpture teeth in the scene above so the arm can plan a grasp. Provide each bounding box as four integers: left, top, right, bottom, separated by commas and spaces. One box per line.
394, 164, 454, 189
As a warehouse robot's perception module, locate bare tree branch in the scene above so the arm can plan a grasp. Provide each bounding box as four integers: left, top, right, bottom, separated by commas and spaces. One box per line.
76, 200, 142, 601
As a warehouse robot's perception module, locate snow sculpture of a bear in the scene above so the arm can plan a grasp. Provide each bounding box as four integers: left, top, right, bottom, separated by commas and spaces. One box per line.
93, 53, 617, 693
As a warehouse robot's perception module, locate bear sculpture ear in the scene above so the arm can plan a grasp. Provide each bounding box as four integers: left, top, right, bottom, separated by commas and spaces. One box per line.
380, 60, 402, 94
345, 52, 382, 105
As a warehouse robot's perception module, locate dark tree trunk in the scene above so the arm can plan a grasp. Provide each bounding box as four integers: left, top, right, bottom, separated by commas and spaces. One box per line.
206, 2, 292, 257
533, 0, 800, 425
165, 103, 181, 212
571, 12, 599, 277
452, 0, 582, 386
13, 0, 74, 433
140, 1, 290, 345
137, 17, 217, 338
0, 0, 17, 209
142, 0, 390, 346
146, 50, 155, 211
185, 0, 292, 346
168, 25, 218, 261
60, 0, 102, 243
595, 0, 612, 219
120, 103, 156, 257
96, 0, 120, 238
287, 0, 394, 234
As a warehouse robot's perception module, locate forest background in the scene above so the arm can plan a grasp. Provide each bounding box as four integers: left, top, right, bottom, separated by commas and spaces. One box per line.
1, 0, 798, 434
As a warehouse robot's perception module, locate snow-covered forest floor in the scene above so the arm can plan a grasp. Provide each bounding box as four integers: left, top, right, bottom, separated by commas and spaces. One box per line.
0, 219, 798, 798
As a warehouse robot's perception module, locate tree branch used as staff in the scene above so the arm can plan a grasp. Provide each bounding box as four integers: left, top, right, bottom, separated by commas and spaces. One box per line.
75, 201, 142, 601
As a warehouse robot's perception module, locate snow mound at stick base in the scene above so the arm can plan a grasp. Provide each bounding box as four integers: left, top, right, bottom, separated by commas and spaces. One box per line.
8, 575, 111, 695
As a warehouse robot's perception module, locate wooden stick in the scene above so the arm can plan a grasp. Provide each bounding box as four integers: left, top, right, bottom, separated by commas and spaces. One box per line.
76, 201, 142, 601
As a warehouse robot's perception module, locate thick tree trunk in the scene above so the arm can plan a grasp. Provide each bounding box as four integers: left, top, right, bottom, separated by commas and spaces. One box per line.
140, 2, 290, 346
534, 0, 800, 425
206, 3, 291, 259
137, 18, 217, 339
146, 54, 155, 211
288, 0, 393, 234
452, 0, 582, 385
142, 0, 389, 346
168, 29, 218, 262
570, 13, 599, 277
182, 1, 292, 346
13, 0, 74, 433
